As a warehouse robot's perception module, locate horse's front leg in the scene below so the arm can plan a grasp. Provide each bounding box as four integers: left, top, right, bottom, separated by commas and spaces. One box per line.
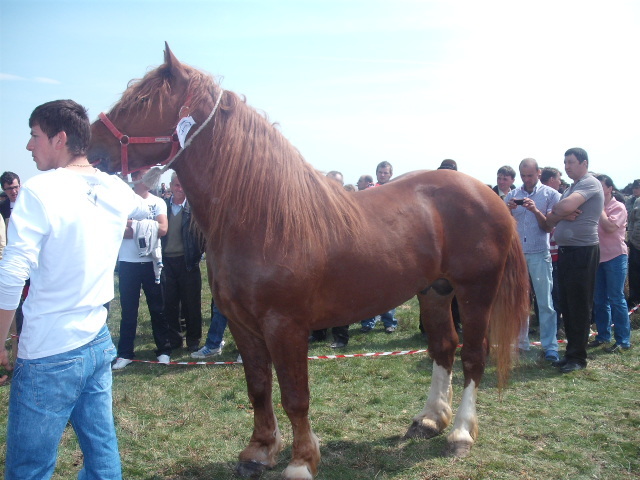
268, 321, 320, 480
405, 287, 457, 440
228, 322, 283, 478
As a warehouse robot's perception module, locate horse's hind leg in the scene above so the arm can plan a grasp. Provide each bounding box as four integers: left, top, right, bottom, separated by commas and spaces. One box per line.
405, 284, 458, 440
228, 323, 283, 478
267, 322, 320, 480
444, 284, 494, 458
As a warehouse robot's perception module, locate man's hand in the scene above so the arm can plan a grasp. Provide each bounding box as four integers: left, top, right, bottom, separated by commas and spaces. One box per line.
0, 347, 12, 386
562, 209, 582, 222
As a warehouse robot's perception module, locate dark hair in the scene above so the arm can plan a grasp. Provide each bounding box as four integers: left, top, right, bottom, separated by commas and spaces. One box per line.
359, 174, 373, 184
376, 161, 393, 174
438, 159, 457, 171
29, 100, 91, 157
595, 173, 624, 203
1, 171, 20, 188
540, 167, 560, 184
564, 147, 588, 164
496, 165, 516, 179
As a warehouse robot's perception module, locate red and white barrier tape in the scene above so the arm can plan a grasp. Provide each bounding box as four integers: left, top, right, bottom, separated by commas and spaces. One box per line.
5, 304, 640, 367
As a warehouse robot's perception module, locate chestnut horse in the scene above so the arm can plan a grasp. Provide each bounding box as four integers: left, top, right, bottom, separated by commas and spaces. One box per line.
89, 44, 529, 480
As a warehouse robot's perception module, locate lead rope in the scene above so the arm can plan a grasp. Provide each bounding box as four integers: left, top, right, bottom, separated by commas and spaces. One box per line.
141, 89, 225, 188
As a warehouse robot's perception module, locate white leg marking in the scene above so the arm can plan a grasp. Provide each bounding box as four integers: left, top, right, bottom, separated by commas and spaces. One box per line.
282, 465, 313, 480
447, 380, 478, 444
413, 363, 453, 430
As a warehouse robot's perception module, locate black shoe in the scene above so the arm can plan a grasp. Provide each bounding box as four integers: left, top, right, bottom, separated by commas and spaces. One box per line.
587, 339, 605, 348
560, 361, 586, 373
604, 343, 631, 353
330, 341, 347, 349
552, 357, 569, 368
308, 335, 326, 343
187, 344, 200, 353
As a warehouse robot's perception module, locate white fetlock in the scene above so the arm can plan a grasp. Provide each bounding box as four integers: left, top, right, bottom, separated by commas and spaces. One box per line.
282, 464, 313, 480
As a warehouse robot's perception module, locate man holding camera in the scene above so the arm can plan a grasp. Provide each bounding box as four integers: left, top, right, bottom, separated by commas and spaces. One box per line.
506, 158, 561, 362
112, 167, 172, 369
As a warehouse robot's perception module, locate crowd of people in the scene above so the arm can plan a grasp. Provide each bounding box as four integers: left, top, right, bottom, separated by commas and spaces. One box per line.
320, 156, 637, 374
0, 98, 637, 477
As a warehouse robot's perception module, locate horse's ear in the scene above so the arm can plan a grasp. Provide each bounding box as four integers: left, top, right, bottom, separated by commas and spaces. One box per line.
164, 42, 181, 69
163, 42, 189, 83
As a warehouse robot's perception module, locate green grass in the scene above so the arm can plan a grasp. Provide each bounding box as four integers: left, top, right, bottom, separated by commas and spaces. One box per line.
1, 274, 639, 480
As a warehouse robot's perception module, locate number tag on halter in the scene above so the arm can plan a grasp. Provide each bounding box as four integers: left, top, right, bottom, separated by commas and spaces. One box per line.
177, 116, 196, 148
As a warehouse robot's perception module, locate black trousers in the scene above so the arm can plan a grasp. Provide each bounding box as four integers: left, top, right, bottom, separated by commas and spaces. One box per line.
163, 256, 202, 349
557, 245, 599, 365
118, 261, 171, 358
311, 326, 350, 344
628, 243, 640, 305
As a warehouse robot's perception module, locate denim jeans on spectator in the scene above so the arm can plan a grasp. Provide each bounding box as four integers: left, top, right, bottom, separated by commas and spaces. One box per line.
6, 325, 121, 480
361, 309, 397, 330
551, 261, 563, 331
204, 302, 228, 350
593, 254, 630, 347
526, 251, 558, 354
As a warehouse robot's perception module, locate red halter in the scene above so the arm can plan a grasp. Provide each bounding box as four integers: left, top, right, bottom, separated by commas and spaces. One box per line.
97, 112, 180, 176
97, 95, 193, 175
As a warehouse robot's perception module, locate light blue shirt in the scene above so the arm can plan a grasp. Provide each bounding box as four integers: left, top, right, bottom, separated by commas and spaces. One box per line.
505, 181, 560, 254
170, 196, 186, 216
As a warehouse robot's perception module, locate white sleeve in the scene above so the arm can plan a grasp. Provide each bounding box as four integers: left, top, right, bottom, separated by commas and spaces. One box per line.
0, 188, 48, 309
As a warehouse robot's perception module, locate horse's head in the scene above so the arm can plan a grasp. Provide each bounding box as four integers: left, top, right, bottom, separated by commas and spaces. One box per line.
88, 43, 201, 174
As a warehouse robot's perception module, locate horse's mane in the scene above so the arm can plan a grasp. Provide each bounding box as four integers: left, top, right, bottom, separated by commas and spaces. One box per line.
119, 62, 364, 260
204, 87, 365, 259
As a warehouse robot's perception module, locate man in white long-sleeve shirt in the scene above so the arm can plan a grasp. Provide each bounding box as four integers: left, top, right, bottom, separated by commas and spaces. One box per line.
0, 99, 149, 480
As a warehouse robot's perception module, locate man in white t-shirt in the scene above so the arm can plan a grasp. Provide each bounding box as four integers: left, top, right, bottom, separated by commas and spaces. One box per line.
112, 167, 171, 370
0, 99, 149, 479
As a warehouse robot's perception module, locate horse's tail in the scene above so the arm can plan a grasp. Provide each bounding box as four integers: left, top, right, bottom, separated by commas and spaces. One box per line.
489, 227, 530, 390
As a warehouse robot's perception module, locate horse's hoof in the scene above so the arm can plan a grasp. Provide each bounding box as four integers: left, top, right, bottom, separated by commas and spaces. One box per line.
235, 460, 268, 479
445, 440, 472, 458
404, 420, 441, 439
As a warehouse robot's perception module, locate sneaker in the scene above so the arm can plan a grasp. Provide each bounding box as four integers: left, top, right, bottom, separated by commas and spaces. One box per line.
587, 339, 605, 348
330, 341, 347, 349
385, 326, 396, 334
157, 354, 171, 365
544, 351, 559, 362
191, 341, 225, 359
604, 343, 631, 353
112, 358, 133, 370
236, 354, 243, 364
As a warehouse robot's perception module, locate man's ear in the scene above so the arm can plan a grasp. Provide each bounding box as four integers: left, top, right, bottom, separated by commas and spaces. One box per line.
53, 131, 67, 150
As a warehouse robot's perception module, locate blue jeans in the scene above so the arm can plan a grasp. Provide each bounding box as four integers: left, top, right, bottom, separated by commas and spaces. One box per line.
204, 301, 228, 350
522, 251, 558, 354
6, 325, 122, 480
593, 254, 630, 347
361, 309, 397, 329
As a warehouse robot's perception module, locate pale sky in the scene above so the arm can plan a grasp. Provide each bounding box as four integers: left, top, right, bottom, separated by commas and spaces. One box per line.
1, 0, 639, 189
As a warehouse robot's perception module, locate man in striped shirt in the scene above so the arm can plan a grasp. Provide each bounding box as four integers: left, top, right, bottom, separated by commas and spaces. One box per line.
506, 158, 561, 362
